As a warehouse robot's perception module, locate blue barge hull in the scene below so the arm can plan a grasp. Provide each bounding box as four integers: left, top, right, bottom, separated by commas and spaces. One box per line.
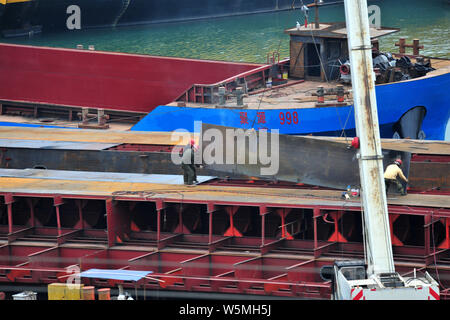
132, 71, 450, 141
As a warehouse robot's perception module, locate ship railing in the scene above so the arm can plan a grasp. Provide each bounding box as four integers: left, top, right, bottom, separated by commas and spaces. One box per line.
175, 58, 290, 105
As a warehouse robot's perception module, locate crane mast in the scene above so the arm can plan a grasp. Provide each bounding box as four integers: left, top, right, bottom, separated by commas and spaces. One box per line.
344, 0, 394, 277
324, 0, 440, 300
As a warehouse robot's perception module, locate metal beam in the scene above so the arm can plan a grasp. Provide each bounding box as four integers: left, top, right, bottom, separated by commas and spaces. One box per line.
201, 122, 410, 190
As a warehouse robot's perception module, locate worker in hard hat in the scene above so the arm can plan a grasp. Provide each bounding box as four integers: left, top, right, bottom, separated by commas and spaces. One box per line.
384, 159, 408, 196
181, 139, 200, 185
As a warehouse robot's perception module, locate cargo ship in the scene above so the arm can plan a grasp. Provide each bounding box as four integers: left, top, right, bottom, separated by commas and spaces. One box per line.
0, 0, 341, 37
0, 6, 450, 301
1, 20, 448, 141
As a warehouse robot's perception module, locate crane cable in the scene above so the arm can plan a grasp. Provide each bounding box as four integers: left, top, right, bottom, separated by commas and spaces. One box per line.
298, 0, 353, 144
250, 39, 283, 130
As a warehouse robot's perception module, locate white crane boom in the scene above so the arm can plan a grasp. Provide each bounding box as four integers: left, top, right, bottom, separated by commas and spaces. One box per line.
343, 0, 394, 277
325, 0, 440, 300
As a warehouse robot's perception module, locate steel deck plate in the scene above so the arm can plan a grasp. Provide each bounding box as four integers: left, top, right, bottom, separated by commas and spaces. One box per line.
0, 169, 215, 185
0, 139, 119, 150
1, 127, 449, 154
0, 126, 195, 146
0, 170, 448, 209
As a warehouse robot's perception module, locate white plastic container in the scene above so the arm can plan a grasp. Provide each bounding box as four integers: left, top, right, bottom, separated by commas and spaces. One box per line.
12, 291, 37, 300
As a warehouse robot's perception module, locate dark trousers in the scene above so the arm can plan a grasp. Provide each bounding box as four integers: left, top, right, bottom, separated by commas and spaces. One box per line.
182, 164, 197, 185
385, 178, 406, 195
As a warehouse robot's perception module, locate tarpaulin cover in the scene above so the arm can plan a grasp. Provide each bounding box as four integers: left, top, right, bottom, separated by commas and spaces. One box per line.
78, 269, 153, 281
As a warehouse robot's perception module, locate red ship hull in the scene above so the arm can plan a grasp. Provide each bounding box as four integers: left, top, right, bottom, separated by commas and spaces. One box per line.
0, 44, 261, 113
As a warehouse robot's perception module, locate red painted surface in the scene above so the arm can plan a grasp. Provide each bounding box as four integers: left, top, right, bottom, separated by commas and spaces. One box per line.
1, 191, 449, 299
0, 44, 261, 112
411, 154, 450, 163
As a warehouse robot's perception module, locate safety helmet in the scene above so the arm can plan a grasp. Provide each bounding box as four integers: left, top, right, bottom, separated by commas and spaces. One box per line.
189, 139, 198, 151
394, 159, 402, 166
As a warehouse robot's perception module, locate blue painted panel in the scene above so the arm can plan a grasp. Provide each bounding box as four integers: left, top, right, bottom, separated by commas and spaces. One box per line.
0, 122, 72, 129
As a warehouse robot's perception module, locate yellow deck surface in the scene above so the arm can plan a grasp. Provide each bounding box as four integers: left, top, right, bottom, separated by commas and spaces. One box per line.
0, 126, 197, 146
0, 126, 448, 154
0, 176, 448, 209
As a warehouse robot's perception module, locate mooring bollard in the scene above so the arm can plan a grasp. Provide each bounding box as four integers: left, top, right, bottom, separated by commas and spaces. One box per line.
316, 86, 324, 103
98, 288, 111, 300
395, 38, 424, 56
82, 286, 95, 300
337, 85, 345, 103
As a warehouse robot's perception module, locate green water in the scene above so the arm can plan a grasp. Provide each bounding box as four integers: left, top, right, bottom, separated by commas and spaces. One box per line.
2, 0, 449, 62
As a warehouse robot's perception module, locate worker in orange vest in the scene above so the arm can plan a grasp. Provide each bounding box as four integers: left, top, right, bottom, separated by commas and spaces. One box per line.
384, 159, 408, 196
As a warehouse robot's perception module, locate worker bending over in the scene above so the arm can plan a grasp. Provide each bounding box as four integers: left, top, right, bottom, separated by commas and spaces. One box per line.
384, 159, 408, 196
181, 139, 200, 185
